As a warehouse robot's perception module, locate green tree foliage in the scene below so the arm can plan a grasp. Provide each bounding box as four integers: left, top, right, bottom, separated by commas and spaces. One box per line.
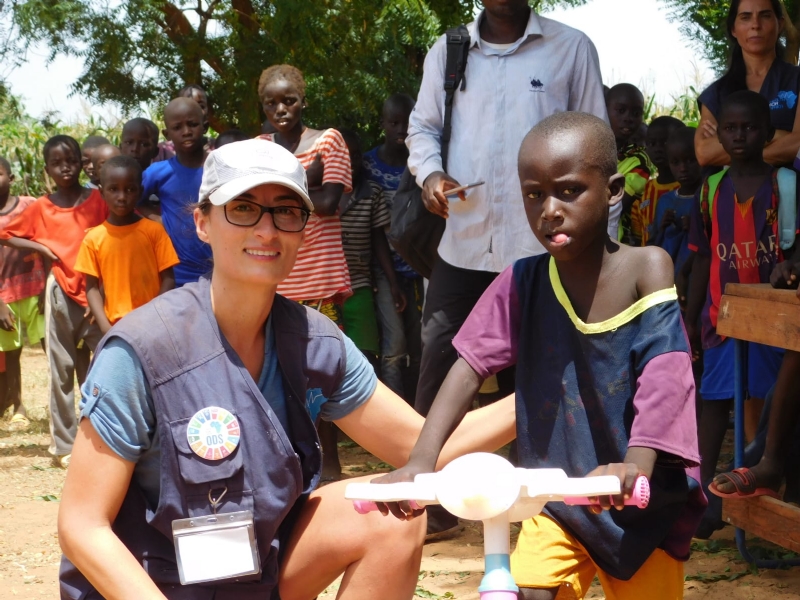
659, 0, 800, 71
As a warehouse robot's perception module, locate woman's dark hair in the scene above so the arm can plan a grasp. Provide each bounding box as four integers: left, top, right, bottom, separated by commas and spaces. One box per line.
43, 135, 81, 163
718, 0, 785, 96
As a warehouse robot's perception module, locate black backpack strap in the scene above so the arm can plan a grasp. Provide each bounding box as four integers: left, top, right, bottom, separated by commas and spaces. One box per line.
441, 24, 470, 170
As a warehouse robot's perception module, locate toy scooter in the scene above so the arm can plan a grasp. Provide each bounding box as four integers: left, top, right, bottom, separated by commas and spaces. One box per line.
345, 453, 649, 600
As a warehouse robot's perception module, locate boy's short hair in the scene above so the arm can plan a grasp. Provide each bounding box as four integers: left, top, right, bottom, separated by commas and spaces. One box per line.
215, 129, 250, 148
720, 89, 772, 127
605, 83, 644, 105
383, 93, 415, 115
99, 154, 143, 184
648, 116, 683, 132
258, 64, 306, 101
179, 84, 207, 99
44, 135, 82, 163
0, 156, 11, 175
522, 112, 617, 179
82, 135, 111, 151
123, 117, 159, 142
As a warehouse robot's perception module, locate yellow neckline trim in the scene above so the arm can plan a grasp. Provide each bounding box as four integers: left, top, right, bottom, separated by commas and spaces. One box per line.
548, 257, 678, 334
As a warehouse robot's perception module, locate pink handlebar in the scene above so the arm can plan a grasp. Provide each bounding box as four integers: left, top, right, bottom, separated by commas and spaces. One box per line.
564, 476, 650, 508
353, 499, 423, 514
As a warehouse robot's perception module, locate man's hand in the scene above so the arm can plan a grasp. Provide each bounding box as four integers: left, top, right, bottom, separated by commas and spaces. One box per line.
306, 153, 324, 188
0, 302, 16, 332
422, 171, 465, 218
390, 283, 407, 313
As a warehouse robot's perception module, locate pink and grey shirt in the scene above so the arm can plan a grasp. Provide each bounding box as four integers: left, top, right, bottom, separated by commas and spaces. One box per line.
453, 254, 706, 580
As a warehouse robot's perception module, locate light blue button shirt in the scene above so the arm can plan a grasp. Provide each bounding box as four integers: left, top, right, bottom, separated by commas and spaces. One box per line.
407, 10, 619, 272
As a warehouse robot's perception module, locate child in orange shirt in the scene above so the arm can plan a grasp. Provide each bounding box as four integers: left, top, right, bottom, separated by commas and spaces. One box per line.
0, 135, 108, 467
75, 155, 178, 334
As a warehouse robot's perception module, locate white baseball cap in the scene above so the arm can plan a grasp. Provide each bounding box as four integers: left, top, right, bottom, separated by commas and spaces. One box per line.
199, 138, 313, 211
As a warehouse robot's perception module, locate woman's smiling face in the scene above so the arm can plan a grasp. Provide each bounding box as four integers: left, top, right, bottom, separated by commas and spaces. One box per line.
195, 183, 306, 288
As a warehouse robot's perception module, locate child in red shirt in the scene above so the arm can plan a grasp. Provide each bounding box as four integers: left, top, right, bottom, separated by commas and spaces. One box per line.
0, 135, 108, 467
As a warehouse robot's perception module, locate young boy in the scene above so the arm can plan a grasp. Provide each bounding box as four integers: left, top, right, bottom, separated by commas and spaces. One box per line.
364, 93, 424, 402
0, 135, 108, 467
384, 112, 705, 597
75, 155, 179, 335
81, 135, 111, 188
120, 118, 160, 172
91, 144, 121, 182
606, 83, 653, 245
633, 116, 684, 246
0, 157, 46, 427
648, 126, 702, 279
686, 91, 796, 533
140, 97, 212, 286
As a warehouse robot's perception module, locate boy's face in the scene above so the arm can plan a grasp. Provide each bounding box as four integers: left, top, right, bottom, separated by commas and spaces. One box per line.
644, 125, 673, 171
380, 105, 410, 148
92, 145, 121, 181
0, 166, 13, 201
46, 144, 82, 189
519, 130, 624, 262
121, 124, 157, 170
667, 140, 702, 192
82, 147, 97, 181
188, 90, 209, 120
100, 166, 141, 219
163, 102, 205, 154
607, 90, 644, 146
717, 103, 771, 161
481, 0, 529, 18
261, 79, 304, 134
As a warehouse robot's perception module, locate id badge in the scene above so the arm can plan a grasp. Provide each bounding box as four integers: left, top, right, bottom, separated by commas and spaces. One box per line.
172, 510, 260, 585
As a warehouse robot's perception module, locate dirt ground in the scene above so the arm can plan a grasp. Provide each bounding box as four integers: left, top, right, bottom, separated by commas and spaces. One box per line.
1, 346, 799, 599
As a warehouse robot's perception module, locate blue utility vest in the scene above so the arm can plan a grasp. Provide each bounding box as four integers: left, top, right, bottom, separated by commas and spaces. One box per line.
60, 276, 345, 599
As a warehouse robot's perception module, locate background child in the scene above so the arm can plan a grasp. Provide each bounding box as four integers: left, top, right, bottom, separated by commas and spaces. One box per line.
75, 155, 178, 334
91, 144, 121, 182
0, 135, 108, 467
382, 112, 704, 598
140, 97, 212, 286
633, 115, 684, 245
214, 129, 250, 148
686, 90, 797, 537
606, 83, 653, 245
80, 135, 111, 188
364, 93, 424, 402
0, 157, 46, 429
338, 129, 396, 369
120, 118, 160, 172
649, 126, 702, 279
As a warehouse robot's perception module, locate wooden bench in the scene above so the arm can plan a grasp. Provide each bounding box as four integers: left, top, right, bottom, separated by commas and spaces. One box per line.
716, 283, 800, 561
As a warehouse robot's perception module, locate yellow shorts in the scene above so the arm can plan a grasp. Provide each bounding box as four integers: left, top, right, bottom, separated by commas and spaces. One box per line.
0, 296, 45, 352
510, 514, 684, 600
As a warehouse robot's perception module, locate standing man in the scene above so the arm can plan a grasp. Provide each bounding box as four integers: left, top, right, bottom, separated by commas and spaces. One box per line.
408, 0, 614, 535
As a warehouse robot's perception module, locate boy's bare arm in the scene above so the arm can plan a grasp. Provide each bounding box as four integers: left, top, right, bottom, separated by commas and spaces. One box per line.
685, 253, 711, 358
308, 183, 344, 217
3, 237, 58, 262
138, 203, 162, 225
157, 268, 175, 295
371, 227, 406, 312
85, 276, 112, 335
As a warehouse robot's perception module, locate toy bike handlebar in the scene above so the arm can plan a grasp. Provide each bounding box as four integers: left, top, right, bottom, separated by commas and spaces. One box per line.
353, 476, 650, 514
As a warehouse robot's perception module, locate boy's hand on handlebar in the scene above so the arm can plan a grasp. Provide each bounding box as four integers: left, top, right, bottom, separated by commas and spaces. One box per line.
583, 463, 644, 514
369, 462, 429, 521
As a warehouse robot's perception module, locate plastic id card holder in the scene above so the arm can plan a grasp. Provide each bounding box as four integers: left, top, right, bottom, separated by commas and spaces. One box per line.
172, 510, 260, 585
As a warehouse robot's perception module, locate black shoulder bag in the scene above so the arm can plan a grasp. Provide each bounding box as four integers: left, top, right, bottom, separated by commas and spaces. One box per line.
389, 25, 470, 279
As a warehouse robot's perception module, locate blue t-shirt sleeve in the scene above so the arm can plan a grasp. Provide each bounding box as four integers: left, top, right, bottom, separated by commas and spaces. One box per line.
79, 338, 156, 462
319, 334, 378, 421
140, 163, 160, 204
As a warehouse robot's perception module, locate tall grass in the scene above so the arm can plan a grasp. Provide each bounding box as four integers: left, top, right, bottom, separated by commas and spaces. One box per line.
0, 94, 123, 197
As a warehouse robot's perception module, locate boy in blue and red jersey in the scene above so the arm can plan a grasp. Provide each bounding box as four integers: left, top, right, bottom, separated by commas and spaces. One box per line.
686, 90, 799, 535
380, 112, 705, 599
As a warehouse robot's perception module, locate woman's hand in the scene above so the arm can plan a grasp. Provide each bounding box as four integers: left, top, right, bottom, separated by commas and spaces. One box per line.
700, 119, 717, 139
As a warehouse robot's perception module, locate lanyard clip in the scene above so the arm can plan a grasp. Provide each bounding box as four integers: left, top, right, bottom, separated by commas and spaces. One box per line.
208, 486, 228, 515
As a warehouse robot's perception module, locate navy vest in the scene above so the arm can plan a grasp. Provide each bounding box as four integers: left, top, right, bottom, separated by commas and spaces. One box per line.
60, 277, 345, 599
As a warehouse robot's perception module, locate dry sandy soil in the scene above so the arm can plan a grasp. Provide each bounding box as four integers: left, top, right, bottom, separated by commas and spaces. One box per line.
1, 346, 799, 599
